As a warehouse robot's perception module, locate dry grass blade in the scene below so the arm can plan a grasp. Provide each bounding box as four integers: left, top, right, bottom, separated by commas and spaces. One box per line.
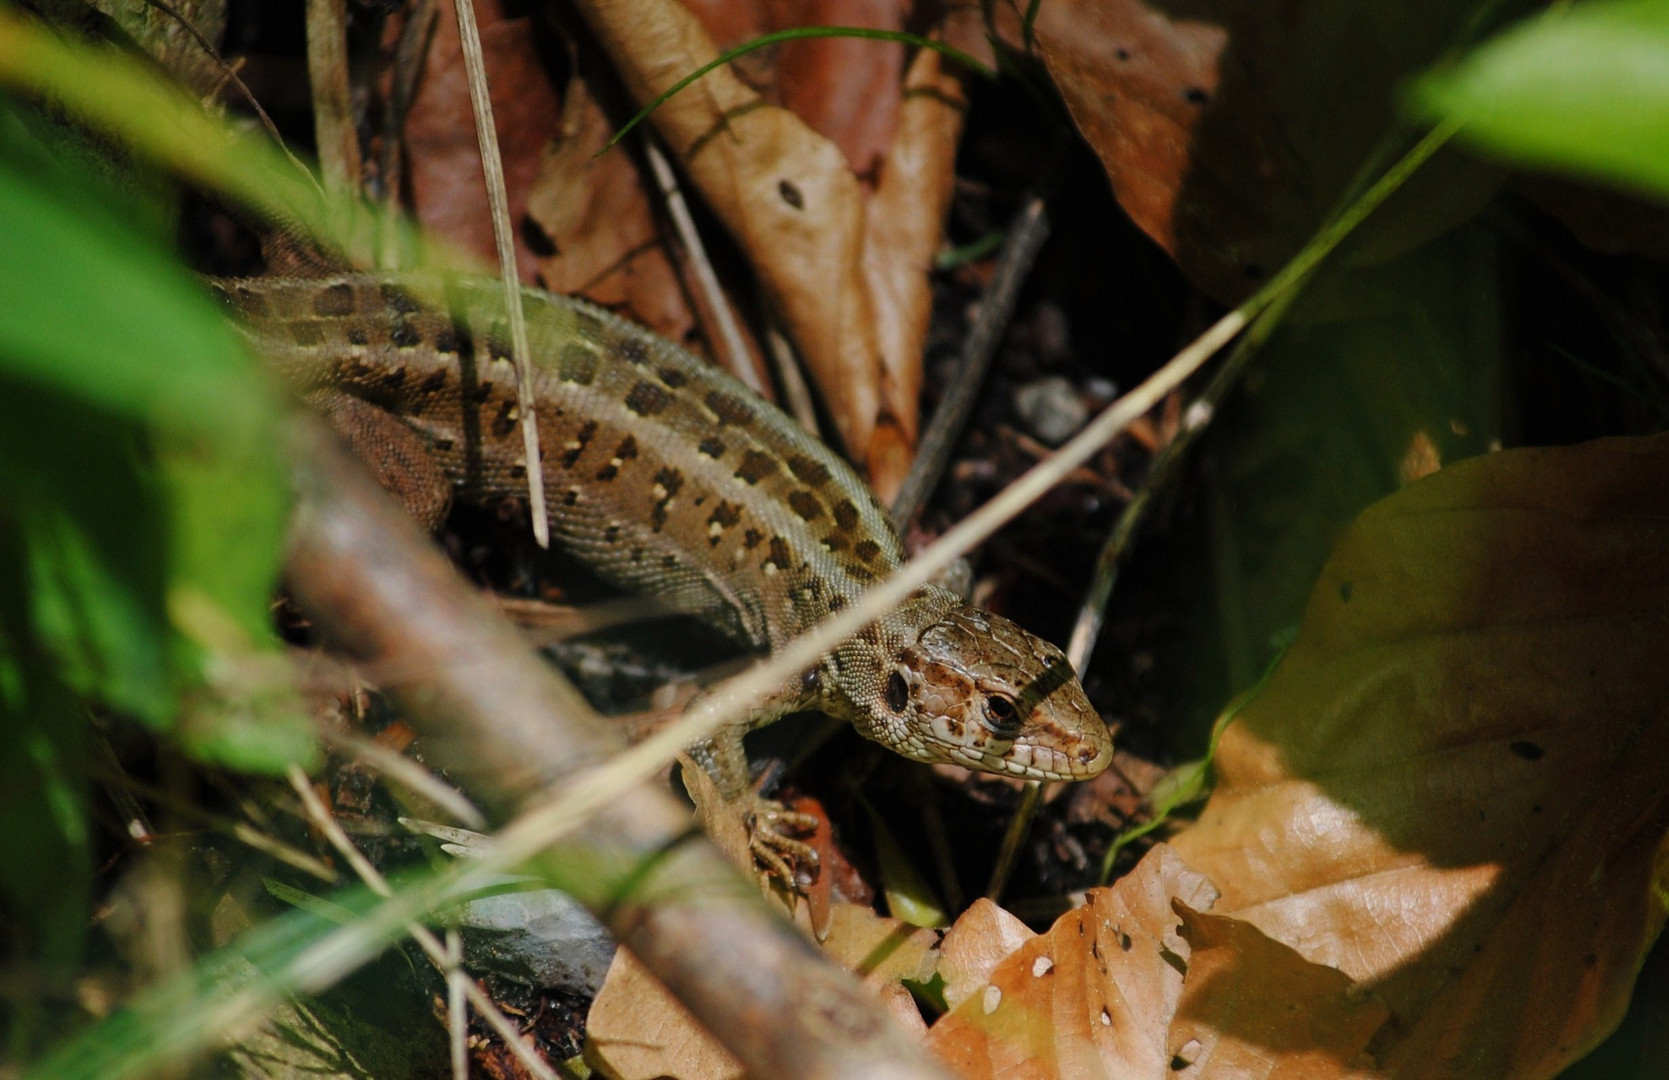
450, 0, 550, 547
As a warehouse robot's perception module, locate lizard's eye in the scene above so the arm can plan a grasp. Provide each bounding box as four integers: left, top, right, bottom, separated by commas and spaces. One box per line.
984, 695, 1020, 731
885, 670, 909, 712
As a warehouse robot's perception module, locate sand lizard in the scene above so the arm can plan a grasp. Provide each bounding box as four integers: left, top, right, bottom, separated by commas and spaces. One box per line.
218, 273, 1114, 869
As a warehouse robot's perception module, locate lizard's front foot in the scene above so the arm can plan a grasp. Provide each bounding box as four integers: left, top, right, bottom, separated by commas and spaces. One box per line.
742, 793, 820, 885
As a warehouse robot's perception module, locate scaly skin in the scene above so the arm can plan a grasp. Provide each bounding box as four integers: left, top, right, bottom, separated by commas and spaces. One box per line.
218, 274, 1113, 837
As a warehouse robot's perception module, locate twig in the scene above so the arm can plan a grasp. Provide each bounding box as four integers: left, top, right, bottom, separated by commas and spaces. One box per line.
642, 137, 765, 394
143, 0, 321, 194
304, 0, 360, 193
890, 190, 1052, 529
451, 0, 551, 547
764, 315, 822, 436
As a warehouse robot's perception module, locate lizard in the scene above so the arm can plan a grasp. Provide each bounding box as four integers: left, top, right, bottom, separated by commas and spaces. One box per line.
216, 272, 1114, 873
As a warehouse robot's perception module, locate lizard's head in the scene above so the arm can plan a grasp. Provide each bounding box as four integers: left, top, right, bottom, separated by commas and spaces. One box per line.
860, 605, 1113, 782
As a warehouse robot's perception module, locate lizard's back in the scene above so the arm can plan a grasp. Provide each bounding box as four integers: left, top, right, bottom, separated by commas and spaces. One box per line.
216, 274, 904, 655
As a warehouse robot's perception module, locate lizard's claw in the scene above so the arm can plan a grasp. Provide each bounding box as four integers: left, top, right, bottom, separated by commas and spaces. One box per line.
743, 794, 820, 886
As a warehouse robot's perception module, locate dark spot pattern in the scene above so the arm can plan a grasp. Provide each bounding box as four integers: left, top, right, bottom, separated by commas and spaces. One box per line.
346, 326, 370, 346
820, 535, 847, 552
604, 525, 620, 542
649, 467, 684, 531
594, 434, 638, 480
786, 454, 832, 488
491, 400, 517, 439
378, 366, 408, 391
617, 338, 650, 366
778, 179, 804, 208
314, 283, 355, 316
853, 540, 882, 564
419, 370, 448, 395
563, 489, 580, 506
470, 381, 495, 403
709, 501, 742, 527
827, 595, 847, 611
624, 380, 673, 417
391, 322, 422, 348
233, 286, 269, 317
743, 528, 764, 549
559, 342, 599, 385
487, 333, 513, 361
575, 310, 603, 341
656, 367, 688, 388
787, 490, 823, 521
698, 437, 727, 458
290, 321, 324, 347
434, 327, 468, 355
381, 284, 420, 314
561, 420, 598, 468
765, 536, 793, 571
508, 464, 526, 480
832, 500, 860, 531
706, 391, 754, 427
735, 451, 778, 485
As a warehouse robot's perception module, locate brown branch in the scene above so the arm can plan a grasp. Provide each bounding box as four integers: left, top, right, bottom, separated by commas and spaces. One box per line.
281, 415, 954, 1080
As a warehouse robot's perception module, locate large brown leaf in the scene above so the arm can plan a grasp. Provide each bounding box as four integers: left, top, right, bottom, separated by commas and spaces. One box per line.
1014, 0, 1532, 303
1171, 433, 1669, 1079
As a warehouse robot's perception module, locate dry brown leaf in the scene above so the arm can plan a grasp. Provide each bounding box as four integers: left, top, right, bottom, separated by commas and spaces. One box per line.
1169, 901, 1391, 1078
1170, 433, 1669, 1079
936, 897, 1036, 1011
861, 43, 968, 498
401, 0, 562, 281
570, 0, 962, 489
1013, 0, 1518, 303
925, 845, 1219, 1079
527, 53, 699, 345
681, 0, 909, 178
586, 902, 936, 1079
586, 946, 744, 1080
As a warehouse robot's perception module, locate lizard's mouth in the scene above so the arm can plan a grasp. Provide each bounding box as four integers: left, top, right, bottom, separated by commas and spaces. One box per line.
892, 711, 1114, 782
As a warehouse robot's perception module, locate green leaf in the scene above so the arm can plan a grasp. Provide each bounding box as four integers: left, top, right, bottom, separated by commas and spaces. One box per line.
1410, 0, 1669, 201
0, 97, 306, 770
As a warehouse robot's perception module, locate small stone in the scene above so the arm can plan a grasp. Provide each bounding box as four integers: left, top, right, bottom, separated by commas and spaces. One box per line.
1014, 375, 1089, 445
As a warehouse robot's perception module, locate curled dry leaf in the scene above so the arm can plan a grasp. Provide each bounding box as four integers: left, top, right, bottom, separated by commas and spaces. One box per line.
936, 897, 1036, 1011
1013, 0, 1521, 303
1170, 433, 1669, 1079
925, 845, 1219, 1079
570, 0, 964, 491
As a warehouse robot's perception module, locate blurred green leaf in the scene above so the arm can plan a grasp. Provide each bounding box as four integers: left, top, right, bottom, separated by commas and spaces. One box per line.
1411, 0, 1669, 201
0, 95, 305, 769
0, 545, 91, 975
